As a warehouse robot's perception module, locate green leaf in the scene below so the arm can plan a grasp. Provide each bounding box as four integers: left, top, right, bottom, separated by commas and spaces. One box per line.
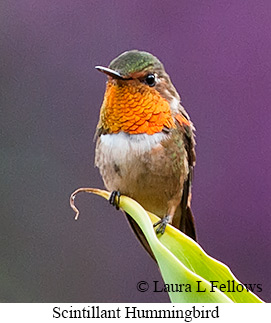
146, 211, 263, 303
70, 188, 264, 303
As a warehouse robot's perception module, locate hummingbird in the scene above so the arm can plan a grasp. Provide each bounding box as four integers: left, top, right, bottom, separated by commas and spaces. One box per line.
94, 50, 196, 259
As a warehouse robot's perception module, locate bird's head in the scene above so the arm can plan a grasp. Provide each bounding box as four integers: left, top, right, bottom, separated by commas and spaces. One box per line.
96, 50, 181, 135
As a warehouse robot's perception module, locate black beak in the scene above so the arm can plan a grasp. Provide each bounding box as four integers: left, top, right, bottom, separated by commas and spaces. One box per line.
95, 66, 126, 80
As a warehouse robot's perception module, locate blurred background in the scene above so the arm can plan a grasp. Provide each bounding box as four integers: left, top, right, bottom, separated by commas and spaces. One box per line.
1, 0, 270, 302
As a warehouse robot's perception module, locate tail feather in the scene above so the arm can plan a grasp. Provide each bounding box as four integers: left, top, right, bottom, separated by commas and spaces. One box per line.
125, 212, 156, 261
179, 166, 197, 241
179, 206, 197, 241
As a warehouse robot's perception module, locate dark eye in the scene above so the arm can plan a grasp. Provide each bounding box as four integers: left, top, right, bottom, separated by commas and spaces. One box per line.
145, 74, 156, 87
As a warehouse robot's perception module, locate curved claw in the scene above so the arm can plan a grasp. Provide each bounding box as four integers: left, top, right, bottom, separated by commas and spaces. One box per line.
109, 190, 121, 210
153, 215, 170, 234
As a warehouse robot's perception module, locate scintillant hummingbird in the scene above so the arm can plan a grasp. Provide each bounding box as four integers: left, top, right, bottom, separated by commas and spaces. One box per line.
95, 50, 196, 258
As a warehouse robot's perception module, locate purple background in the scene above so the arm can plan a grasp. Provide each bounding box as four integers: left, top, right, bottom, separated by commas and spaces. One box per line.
1, 1, 270, 302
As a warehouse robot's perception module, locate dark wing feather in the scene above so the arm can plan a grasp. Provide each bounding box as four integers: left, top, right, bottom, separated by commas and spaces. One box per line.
178, 114, 197, 241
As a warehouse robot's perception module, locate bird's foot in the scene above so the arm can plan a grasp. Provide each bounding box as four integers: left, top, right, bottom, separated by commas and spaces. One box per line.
109, 190, 121, 210
153, 215, 170, 234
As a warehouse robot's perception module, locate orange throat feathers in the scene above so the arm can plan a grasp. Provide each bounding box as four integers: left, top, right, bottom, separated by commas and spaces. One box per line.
98, 81, 176, 135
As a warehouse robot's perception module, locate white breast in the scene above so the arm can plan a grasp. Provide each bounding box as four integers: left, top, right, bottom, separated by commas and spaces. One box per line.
98, 131, 168, 165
